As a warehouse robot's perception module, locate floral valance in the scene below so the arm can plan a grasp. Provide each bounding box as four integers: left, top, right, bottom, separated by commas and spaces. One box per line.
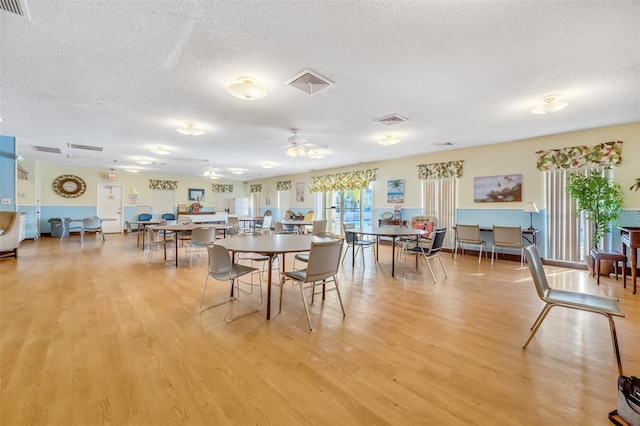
417, 160, 464, 180
276, 181, 292, 191
211, 184, 233, 193
149, 179, 178, 190
250, 184, 262, 193
535, 140, 623, 171
308, 169, 376, 193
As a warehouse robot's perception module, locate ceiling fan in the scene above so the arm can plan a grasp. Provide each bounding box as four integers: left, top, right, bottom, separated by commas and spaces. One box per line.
281, 129, 326, 158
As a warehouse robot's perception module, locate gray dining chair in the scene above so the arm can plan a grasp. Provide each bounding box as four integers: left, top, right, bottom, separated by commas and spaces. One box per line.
200, 243, 262, 323
491, 225, 524, 268
82, 216, 104, 242
453, 224, 487, 263
341, 223, 375, 265
279, 239, 345, 330
523, 245, 625, 375
402, 228, 448, 282
186, 226, 217, 268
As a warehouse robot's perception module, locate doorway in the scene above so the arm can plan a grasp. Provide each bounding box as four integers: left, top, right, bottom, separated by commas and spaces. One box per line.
97, 184, 123, 233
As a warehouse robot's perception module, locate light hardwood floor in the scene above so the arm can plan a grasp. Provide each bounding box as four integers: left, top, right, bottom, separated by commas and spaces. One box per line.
1, 235, 638, 425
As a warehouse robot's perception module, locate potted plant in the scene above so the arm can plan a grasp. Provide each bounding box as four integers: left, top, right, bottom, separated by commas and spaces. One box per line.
566, 173, 623, 250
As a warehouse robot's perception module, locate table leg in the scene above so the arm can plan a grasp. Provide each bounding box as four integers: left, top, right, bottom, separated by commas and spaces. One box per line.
391, 238, 396, 277
632, 248, 637, 294
266, 254, 273, 319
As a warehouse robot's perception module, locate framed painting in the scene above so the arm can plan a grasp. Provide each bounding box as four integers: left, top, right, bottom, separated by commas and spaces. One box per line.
387, 179, 405, 203
188, 188, 205, 202
296, 182, 305, 202
474, 174, 522, 202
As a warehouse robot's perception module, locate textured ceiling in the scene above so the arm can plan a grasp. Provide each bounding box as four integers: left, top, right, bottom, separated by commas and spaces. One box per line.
1, 1, 639, 181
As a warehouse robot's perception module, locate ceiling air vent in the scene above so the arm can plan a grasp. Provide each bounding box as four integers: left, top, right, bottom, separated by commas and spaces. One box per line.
68, 143, 104, 151
431, 141, 457, 147
286, 69, 334, 95
32, 145, 62, 154
0, 0, 31, 19
374, 114, 408, 126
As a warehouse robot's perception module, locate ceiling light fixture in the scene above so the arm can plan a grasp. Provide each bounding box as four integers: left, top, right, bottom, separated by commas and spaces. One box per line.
126, 169, 140, 173
378, 134, 401, 146
306, 150, 325, 159
176, 122, 205, 136
260, 162, 275, 169
286, 145, 308, 158
229, 168, 245, 175
150, 146, 171, 155
135, 158, 153, 165
227, 77, 268, 100
107, 169, 117, 181
530, 94, 568, 114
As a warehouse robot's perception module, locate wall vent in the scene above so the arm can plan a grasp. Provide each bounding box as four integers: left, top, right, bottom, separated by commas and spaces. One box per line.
431, 141, 457, 147
286, 69, 334, 95
68, 143, 104, 151
0, 0, 31, 19
374, 114, 408, 126
31, 145, 62, 154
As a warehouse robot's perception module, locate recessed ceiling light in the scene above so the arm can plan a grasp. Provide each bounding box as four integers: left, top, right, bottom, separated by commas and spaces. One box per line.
176, 122, 205, 136
260, 162, 275, 169
135, 158, 153, 165
150, 146, 171, 155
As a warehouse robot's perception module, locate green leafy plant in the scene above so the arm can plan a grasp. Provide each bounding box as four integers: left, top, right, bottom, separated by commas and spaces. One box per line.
566, 173, 623, 249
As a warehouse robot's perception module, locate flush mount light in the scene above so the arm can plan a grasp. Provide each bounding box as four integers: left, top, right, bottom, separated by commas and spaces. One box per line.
107, 169, 117, 181
176, 122, 205, 136
260, 162, 275, 169
530, 94, 568, 114
378, 134, 401, 146
135, 158, 153, 165
126, 169, 140, 173
229, 168, 245, 175
150, 146, 171, 155
306, 150, 325, 159
227, 77, 268, 100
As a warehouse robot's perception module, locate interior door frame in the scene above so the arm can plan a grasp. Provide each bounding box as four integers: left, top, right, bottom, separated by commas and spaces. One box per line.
96, 183, 124, 233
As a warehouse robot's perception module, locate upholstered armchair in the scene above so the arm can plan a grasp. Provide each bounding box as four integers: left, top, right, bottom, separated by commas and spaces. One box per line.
0, 211, 20, 259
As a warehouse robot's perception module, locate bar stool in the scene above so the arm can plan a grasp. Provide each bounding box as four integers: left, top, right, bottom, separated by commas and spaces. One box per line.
590, 248, 627, 287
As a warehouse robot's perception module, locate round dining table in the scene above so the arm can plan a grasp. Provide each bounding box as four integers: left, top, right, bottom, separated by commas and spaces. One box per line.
344, 226, 427, 277
217, 234, 331, 319
150, 223, 233, 267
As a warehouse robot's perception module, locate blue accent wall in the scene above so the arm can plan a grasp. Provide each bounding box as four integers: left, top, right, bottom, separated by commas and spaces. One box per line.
0, 135, 16, 211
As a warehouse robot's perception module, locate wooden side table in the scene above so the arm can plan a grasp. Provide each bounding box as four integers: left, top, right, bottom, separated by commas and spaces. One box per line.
590, 248, 627, 287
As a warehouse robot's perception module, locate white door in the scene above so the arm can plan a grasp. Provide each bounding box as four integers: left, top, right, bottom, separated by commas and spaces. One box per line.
97, 184, 123, 233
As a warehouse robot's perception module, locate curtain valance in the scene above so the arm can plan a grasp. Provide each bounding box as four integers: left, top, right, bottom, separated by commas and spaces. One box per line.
149, 179, 178, 190
535, 140, 622, 171
308, 169, 376, 193
417, 160, 464, 180
212, 184, 233, 193
250, 184, 262, 193
276, 181, 292, 191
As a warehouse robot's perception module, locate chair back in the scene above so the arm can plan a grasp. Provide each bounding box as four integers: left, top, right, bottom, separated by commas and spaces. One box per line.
206, 244, 232, 279
284, 210, 294, 219
409, 215, 438, 229
162, 213, 175, 220
83, 217, 101, 230
524, 245, 550, 301
228, 216, 239, 225
125, 221, 133, 233
425, 228, 447, 254
145, 226, 158, 243
311, 220, 327, 235
304, 210, 315, 221
273, 221, 284, 234
343, 223, 358, 243
263, 210, 272, 217
261, 215, 273, 230
493, 226, 522, 248
226, 223, 240, 237
191, 227, 216, 245
456, 224, 481, 243
138, 213, 152, 221
305, 239, 344, 282
316, 231, 335, 239
159, 220, 177, 226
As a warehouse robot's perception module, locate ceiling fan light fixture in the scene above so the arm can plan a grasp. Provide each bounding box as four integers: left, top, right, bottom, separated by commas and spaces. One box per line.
227, 77, 268, 100
176, 122, 205, 136
378, 134, 401, 146
530, 94, 568, 114
286, 146, 298, 157
307, 150, 325, 159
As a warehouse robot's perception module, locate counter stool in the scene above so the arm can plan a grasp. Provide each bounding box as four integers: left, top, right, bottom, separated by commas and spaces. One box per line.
590, 248, 627, 287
